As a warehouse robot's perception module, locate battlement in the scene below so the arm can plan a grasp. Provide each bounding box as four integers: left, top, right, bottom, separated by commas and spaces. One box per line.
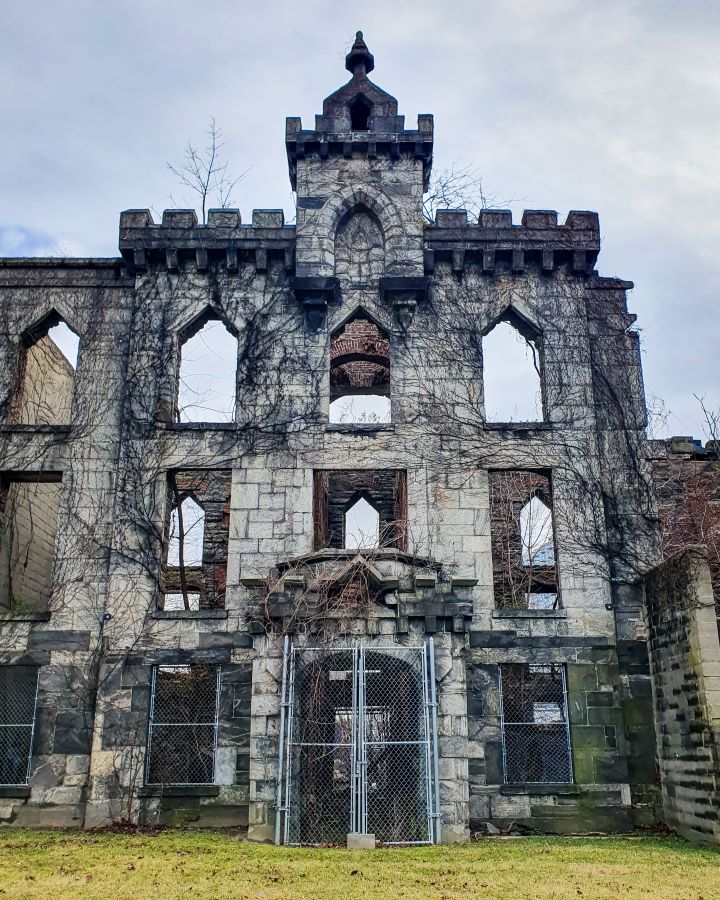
285, 117, 434, 191
424, 208, 601, 274
118, 208, 295, 272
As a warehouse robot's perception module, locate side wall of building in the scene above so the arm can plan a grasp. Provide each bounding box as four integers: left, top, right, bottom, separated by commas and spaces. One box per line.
644, 548, 720, 844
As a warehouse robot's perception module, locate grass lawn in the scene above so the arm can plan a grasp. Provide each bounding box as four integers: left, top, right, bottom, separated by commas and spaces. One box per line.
0, 830, 718, 899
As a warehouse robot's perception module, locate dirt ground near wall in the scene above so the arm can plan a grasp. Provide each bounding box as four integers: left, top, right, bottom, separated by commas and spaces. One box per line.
0, 830, 719, 899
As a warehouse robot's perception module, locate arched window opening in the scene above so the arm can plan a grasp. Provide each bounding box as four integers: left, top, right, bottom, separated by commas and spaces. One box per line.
334, 209, 385, 286
344, 496, 380, 549
12, 316, 79, 425
177, 316, 237, 423
349, 93, 372, 130
519, 495, 555, 567
162, 470, 230, 612
168, 495, 205, 567
483, 317, 543, 423
330, 313, 390, 424
489, 470, 558, 611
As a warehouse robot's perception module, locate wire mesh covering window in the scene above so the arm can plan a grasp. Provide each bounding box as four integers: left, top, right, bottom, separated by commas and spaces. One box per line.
0, 666, 39, 785
499, 664, 573, 784
146, 665, 220, 785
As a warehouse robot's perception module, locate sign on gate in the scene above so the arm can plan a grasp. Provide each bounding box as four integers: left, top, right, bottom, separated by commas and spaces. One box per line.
275, 641, 441, 845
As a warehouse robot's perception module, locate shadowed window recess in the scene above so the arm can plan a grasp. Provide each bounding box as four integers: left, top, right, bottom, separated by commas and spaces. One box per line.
145, 665, 219, 785
162, 471, 230, 611
11, 313, 79, 426
176, 312, 238, 423
313, 470, 407, 551
0, 473, 62, 616
500, 664, 572, 784
489, 470, 559, 610
483, 311, 543, 423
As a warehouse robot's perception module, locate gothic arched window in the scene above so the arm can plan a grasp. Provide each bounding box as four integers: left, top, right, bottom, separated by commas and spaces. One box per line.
483, 313, 543, 422
12, 314, 79, 426
176, 313, 238, 423
329, 312, 390, 424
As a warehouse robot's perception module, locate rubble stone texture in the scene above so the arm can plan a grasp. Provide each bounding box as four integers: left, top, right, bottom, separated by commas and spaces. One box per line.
0, 32, 718, 844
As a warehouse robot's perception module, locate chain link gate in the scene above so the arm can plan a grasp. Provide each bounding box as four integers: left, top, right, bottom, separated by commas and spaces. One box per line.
276, 640, 441, 845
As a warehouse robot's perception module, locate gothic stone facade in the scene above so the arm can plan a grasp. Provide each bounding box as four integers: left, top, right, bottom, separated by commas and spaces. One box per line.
1, 34, 719, 843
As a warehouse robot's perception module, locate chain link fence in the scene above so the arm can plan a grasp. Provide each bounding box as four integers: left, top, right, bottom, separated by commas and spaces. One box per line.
0, 666, 39, 786
146, 665, 220, 785
500, 663, 573, 784
280, 644, 438, 846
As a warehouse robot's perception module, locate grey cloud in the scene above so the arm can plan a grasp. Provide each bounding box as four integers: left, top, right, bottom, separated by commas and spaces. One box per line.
1, 0, 717, 434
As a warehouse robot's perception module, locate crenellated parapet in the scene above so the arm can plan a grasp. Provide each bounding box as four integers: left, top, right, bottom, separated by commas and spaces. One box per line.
286, 114, 434, 192
425, 208, 600, 275
118, 208, 295, 273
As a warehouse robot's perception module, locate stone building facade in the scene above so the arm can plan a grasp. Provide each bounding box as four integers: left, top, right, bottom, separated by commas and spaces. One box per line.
1, 33, 718, 843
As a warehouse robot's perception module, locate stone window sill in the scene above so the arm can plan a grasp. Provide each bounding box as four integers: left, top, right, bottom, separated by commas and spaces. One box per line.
138, 785, 220, 798
160, 422, 237, 431
151, 609, 228, 620
493, 609, 566, 619
483, 422, 552, 433
500, 783, 579, 796
326, 423, 395, 434
0, 611, 51, 623
0, 786, 31, 798
0, 424, 70, 434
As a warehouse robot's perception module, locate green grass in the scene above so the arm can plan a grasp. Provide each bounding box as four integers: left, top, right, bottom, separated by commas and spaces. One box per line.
0, 830, 718, 899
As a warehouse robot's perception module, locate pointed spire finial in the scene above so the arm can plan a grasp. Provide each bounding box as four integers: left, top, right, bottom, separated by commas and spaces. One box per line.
345, 30, 375, 76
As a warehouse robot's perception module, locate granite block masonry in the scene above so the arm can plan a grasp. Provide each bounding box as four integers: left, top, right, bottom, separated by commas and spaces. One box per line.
0, 31, 717, 844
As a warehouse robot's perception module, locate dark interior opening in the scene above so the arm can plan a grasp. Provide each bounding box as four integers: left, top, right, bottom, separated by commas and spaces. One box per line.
349, 94, 372, 131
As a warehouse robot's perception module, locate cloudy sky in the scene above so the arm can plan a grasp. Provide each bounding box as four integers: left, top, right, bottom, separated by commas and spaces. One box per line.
1, 0, 718, 437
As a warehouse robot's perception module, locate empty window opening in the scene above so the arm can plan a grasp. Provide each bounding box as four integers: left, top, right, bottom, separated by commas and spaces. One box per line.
519, 496, 555, 566
335, 211, 385, 286
145, 664, 219, 785
330, 395, 391, 424
483, 317, 542, 422
314, 470, 407, 551
0, 475, 62, 615
177, 316, 237, 423
349, 93, 372, 130
162, 471, 230, 611
162, 592, 200, 612
168, 496, 205, 567
500, 663, 573, 784
489, 470, 559, 610
344, 496, 380, 549
0, 666, 39, 785
12, 315, 79, 425
330, 313, 390, 424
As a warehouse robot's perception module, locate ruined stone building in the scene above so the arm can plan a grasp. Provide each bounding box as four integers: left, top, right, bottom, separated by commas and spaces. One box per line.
1, 33, 719, 844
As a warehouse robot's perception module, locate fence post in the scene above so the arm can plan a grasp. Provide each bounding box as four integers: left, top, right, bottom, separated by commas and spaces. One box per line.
274, 635, 290, 845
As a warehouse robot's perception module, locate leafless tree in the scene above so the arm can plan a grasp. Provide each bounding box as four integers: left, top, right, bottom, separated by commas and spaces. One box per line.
423, 162, 501, 223
167, 118, 246, 224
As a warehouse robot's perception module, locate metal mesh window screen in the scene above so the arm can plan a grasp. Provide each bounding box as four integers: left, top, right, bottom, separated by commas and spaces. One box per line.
146, 665, 219, 785
0, 666, 39, 785
500, 663, 573, 784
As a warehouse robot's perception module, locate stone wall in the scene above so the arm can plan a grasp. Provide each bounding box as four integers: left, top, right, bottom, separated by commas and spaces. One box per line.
645, 548, 720, 844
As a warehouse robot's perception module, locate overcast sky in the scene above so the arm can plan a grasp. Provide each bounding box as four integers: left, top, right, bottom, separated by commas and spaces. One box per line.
1, 0, 718, 437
